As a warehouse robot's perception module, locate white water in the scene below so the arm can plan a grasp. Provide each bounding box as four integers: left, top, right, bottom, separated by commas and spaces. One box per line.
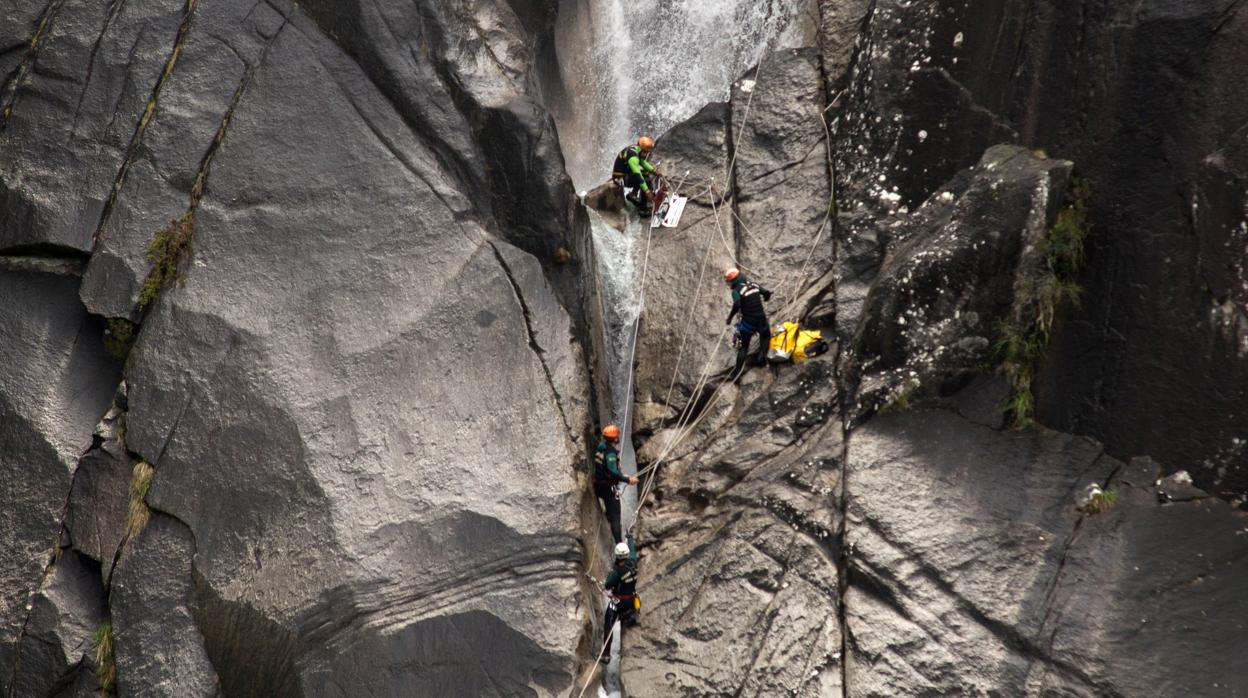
569, 2, 810, 694
560, 0, 808, 190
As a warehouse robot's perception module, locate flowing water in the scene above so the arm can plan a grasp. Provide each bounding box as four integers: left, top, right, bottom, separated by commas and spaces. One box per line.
562, 2, 810, 693
558, 0, 808, 191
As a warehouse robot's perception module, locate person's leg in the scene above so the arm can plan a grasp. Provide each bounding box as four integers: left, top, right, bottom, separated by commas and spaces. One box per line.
595, 484, 623, 542
732, 329, 750, 380
605, 489, 623, 542
753, 323, 770, 366
623, 173, 642, 204
602, 604, 619, 658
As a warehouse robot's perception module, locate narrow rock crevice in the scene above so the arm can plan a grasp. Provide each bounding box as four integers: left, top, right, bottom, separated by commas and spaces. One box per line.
850, 515, 1126, 698
187, 7, 289, 212
0, 0, 66, 131
70, 0, 133, 135
91, 0, 202, 249
487, 241, 576, 446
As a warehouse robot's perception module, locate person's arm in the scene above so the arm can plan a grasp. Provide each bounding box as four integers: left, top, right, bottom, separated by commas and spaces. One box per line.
641, 158, 655, 173
726, 291, 741, 325
605, 451, 636, 484
759, 284, 773, 301
628, 155, 650, 192
604, 568, 620, 592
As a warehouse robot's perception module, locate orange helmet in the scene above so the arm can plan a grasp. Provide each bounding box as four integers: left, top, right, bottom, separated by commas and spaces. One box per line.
724, 268, 740, 283
638, 136, 655, 151
602, 424, 621, 441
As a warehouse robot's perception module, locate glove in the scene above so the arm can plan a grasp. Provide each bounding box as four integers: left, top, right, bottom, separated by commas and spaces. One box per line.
645, 190, 655, 202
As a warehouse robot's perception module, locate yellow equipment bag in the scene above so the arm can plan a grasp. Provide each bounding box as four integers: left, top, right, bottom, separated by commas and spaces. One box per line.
768, 322, 826, 364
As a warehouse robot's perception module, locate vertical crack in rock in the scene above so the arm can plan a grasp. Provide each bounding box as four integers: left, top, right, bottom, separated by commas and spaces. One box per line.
1034, 455, 1121, 660
91, 0, 201, 249
4, 423, 111, 696
724, 85, 746, 262
851, 512, 1128, 698
186, 6, 289, 213
71, 0, 133, 133
730, 535, 797, 698
486, 241, 576, 445
0, 0, 65, 131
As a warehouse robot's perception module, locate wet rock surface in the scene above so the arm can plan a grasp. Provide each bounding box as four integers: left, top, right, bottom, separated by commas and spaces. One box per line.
621, 0, 1248, 684
3, 0, 1248, 694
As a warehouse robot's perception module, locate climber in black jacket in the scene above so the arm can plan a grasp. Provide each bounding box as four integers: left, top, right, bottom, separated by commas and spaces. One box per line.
724, 268, 773, 380
592, 424, 637, 543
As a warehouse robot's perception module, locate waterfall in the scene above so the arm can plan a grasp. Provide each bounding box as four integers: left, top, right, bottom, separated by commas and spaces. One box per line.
557, 2, 809, 694
556, 0, 808, 191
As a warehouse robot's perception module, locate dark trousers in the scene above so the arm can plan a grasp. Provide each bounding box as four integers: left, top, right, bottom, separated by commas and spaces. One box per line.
594, 482, 623, 543
602, 598, 637, 657
733, 319, 770, 379
621, 173, 653, 211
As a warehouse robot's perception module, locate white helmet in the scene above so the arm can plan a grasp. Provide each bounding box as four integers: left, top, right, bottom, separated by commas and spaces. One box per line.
613, 542, 630, 560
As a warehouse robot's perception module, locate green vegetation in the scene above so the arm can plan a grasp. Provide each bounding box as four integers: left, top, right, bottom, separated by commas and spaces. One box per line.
125, 461, 156, 540
880, 377, 919, 414
94, 620, 115, 693
138, 211, 195, 313
103, 318, 136, 361
1083, 487, 1119, 515
998, 177, 1091, 429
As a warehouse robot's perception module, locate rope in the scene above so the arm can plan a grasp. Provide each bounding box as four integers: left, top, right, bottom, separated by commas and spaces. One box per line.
770, 100, 839, 318
660, 183, 720, 413
575, 618, 619, 698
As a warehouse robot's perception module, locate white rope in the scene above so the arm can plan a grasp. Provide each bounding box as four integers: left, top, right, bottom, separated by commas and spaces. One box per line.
771, 101, 839, 318
660, 183, 720, 412
575, 619, 620, 698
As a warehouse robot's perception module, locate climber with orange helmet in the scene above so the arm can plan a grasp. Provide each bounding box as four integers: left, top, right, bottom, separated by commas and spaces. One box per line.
612, 136, 662, 217
592, 423, 637, 543
724, 268, 773, 380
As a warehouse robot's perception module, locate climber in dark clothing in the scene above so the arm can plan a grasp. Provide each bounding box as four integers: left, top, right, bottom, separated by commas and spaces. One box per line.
612, 136, 660, 216
593, 424, 637, 543
724, 268, 773, 380
601, 536, 639, 660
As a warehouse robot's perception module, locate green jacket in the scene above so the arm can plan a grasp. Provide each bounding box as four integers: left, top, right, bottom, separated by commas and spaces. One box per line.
605, 537, 639, 592
593, 440, 628, 484
614, 145, 656, 191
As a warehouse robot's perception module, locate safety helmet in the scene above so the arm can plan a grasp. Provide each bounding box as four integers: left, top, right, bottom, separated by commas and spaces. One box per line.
638, 135, 655, 151
613, 542, 630, 560
724, 268, 740, 283
602, 424, 621, 441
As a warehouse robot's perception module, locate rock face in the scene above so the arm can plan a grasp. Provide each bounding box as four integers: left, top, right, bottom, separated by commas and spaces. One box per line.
0, 270, 120, 691
4, 0, 1248, 695
2, 0, 601, 695
615, 0, 1248, 692
835, 0, 1248, 498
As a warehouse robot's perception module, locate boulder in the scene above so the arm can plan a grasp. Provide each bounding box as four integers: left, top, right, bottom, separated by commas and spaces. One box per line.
829, 0, 1248, 496
8, 550, 107, 698
111, 515, 220, 697
848, 145, 1072, 417
845, 403, 1248, 696
0, 0, 188, 253
0, 269, 120, 691
625, 359, 843, 695
100, 7, 591, 691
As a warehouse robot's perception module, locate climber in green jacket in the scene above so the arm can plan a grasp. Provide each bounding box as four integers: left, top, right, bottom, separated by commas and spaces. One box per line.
600, 535, 640, 660
593, 424, 637, 544
612, 136, 661, 216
